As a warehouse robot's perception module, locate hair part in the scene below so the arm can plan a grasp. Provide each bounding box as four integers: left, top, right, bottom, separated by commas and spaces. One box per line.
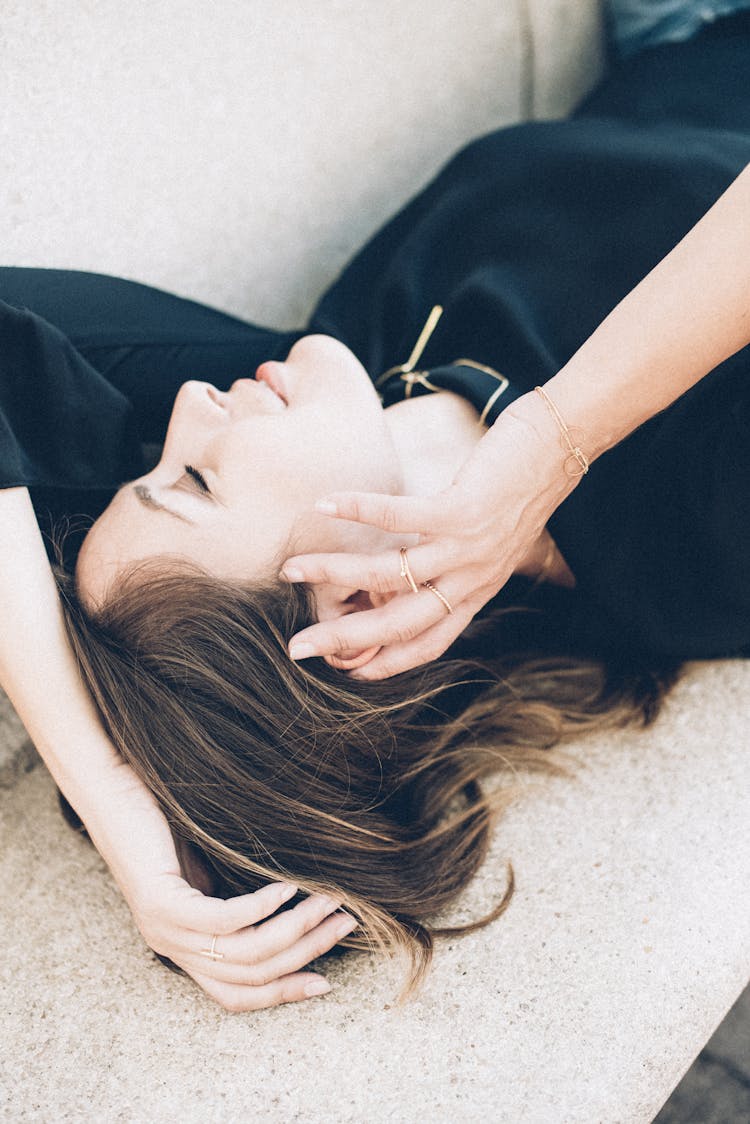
58, 560, 679, 999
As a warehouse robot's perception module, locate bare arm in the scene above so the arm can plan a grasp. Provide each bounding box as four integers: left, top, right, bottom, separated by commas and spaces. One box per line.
0, 490, 123, 793
0, 487, 353, 1007
283, 162, 750, 677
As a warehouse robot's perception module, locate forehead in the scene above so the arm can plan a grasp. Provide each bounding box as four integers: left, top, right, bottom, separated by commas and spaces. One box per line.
75, 482, 294, 611
75, 486, 196, 609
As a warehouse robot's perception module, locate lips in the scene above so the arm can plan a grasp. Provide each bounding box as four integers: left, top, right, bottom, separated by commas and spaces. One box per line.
255, 361, 289, 406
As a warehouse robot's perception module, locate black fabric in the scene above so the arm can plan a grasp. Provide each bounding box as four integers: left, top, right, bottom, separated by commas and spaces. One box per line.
309, 12, 750, 659
0, 270, 300, 553
1, 12, 750, 658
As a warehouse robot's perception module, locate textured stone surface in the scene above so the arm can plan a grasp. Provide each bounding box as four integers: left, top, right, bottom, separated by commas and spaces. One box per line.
2, 662, 749, 1123
527, 0, 606, 119
0, 689, 36, 789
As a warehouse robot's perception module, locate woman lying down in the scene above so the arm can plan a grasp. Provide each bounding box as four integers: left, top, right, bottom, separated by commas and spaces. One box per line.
1, 6, 749, 1009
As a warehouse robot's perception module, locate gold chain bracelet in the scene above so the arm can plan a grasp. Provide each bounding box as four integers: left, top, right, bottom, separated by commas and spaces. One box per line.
534, 386, 590, 477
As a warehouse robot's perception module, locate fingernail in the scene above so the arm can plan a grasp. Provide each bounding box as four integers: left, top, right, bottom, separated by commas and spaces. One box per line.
304, 979, 331, 998
334, 913, 358, 939
277, 883, 298, 902
315, 500, 337, 516
289, 642, 315, 660
280, 566, 304, 582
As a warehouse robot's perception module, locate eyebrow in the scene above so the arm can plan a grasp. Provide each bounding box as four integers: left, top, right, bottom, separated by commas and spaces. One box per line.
132, 484, 195, 524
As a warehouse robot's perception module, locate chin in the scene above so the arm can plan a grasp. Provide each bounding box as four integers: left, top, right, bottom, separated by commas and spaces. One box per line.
289, 334, 367, 379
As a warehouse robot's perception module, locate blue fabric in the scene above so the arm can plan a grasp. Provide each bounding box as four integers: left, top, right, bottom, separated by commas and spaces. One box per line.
607, 0, 750, 57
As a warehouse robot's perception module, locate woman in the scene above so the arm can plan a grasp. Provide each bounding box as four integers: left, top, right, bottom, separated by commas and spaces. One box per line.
3, 5, 750, 1009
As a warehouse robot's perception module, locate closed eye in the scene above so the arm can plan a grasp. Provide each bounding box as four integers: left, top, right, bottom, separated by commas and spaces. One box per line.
184, 464, 211, 494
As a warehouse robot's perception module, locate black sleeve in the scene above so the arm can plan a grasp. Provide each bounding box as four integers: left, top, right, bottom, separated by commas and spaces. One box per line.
0, 299, 142, 494
0, 270, 298, 559
548, 350, 750, 660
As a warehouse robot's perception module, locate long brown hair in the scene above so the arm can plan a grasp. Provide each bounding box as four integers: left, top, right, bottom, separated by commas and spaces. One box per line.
58, 561, 678, 998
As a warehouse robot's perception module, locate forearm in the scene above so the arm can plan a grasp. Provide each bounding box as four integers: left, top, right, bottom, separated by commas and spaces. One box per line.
512, 161, 750, 463
0, 487, 124, 812
0, 490, 335, 1010
0, 486, 180, 898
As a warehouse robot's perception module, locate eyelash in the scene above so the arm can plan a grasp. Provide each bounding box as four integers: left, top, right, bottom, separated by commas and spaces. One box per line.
184, 464, 210, 494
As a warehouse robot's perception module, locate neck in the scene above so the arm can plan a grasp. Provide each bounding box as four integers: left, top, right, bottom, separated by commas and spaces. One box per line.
384, 391, 483, 496
383, 392, 575, 589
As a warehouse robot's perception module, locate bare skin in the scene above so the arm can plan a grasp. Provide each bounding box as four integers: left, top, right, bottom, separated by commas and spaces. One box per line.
0, 487, 360, 1012
77, 334, 563, 672
11, 158, 748, 1016
285, 163, 750, 678
1, 339, 561, 1016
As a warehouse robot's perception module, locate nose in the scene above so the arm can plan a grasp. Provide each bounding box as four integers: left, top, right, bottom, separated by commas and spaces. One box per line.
164, 380, 228, 448
157, 380, 228, 475
205, 383, 228, 409
178, 380, 228, 416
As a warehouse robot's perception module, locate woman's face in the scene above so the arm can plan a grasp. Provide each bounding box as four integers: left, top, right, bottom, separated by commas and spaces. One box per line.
77, 335, 402, 608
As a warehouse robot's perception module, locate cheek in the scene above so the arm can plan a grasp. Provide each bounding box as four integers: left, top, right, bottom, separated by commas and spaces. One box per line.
288, 504, 390, 562
315, 420, 398, 495
219, 377, 397, 502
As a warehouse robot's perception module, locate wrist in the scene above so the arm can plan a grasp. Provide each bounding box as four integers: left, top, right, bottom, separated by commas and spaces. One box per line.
78, 759, 154, 840
501, 391, 586, 506
68, 758, 176, 890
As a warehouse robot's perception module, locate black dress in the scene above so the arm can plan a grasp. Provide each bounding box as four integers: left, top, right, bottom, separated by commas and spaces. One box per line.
1, 11, 749, 661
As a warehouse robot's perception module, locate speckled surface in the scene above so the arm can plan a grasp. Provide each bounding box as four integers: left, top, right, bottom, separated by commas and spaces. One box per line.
0, 690, 35, 789
2, 662, 749, 1123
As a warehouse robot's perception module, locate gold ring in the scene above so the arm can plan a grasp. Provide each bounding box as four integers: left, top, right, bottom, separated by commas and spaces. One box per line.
399, 547, 420, 594
199, 934, 225, 962
421, 580, 453, 615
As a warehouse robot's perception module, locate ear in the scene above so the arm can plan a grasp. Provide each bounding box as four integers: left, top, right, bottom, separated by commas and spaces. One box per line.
313, 586, 394, 671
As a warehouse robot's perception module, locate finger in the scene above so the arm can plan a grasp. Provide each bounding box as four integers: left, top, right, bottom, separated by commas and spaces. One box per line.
288, 584, 458, 662
351, 584, 497, 680
238, 911, 358, 989
163, 879, 299, 936
314, 490, 452, 536
189, 969, 333, 1012
198, 892, 342, 971
187, 909, 359, 989
281, 542, 449, 595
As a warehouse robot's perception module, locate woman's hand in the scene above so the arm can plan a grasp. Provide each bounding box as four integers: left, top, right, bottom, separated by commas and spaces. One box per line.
0, 490, 355, 1012
92, 760, 357, 1013
282, 398, 579, 680
129, 869, 356, 1013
